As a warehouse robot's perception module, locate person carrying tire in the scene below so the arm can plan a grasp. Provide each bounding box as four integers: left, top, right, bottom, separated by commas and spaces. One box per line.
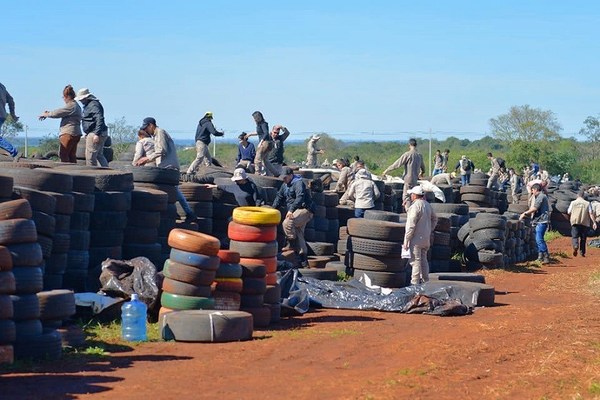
38, 85, 82, 163
272, 166, 315, 267
567, 189, 597, 257
75, 88, 109, 166
339, 168, 380, 218
519, 183, 550, 263
186, 111, 224, 174
381, 138, 426, 208
403, 185, 438, 285
134, 117, 197, 222
0, 82, 22, 161
454, 155, 474, 186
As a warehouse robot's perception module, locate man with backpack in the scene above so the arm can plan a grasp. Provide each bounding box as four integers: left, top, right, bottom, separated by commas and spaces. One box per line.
454, 155, 474, 186
486, 152, 505, 190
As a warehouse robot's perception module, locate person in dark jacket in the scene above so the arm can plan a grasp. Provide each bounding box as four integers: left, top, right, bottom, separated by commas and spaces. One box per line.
75, 88, 108, 166
236, 132, 256, 173
272, 167, 315, 266
248, 111, 279, 176
268, 124, 290, 171
218, 168, 264, 206
186, 111, 224, 174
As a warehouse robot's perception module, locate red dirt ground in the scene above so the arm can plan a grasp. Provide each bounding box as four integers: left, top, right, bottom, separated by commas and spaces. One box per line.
2, 236, 600, 400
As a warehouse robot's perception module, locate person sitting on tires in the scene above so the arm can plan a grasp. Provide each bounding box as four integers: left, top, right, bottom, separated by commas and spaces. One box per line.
186, 111, 224, 174
403, 185, 438, 285
272, 166, 315, 267
339, 168, 380, 218
235, 133, 256, 173
132, 129, 156, 166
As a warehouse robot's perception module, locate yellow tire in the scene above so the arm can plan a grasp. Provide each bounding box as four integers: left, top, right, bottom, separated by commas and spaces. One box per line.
232, 206, 281, 226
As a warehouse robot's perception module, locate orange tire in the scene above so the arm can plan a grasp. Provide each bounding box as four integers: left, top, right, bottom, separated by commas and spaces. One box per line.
159, 307, 177, 321
167, 228, 220, 256
0, 246, 12, 271
227, 221, 277, 242
266, 273, 277, 285
217, 249, 240, 264
239, 257, 277, 274
212, 278, 243, 293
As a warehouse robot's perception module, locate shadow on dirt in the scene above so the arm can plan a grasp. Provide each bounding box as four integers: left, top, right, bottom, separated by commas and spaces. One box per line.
0, 353, 192, 399
268, 310, 385, 332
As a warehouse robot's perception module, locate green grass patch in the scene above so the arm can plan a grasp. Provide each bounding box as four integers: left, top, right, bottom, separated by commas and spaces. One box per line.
83, 320, 161, 345
329, 328, 359, 338
544, 230, 563, 242
589, 381, 600, 395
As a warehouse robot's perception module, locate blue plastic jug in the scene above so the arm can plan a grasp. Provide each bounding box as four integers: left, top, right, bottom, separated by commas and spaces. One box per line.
121, 294, 147, 341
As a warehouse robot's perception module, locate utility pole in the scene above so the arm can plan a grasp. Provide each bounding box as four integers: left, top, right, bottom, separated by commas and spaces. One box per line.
24, 125, 29, 158
428, 128, 432, 177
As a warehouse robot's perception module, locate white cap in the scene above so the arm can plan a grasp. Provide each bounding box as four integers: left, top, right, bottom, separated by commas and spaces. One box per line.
231, 168, 248, 182
407, 185, 425, 196
311, 135, 321, 141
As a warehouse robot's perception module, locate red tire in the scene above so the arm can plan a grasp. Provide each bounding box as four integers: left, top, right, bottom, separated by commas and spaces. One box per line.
227, 221, 277, 243
266, 273, 277, 285
239, 257, 277, 274
217, 250, 240, 264
0, 246, 12, 271
167, 228, 220, 256
212, 278, 243, 293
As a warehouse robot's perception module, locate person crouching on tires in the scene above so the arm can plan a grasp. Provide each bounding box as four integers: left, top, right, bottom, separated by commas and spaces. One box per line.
338, 168, 380, 218
403, 185, 438, 285
272, 166, 315, 267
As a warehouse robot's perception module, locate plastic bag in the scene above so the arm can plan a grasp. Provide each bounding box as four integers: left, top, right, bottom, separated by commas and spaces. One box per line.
99, 257, 159, 308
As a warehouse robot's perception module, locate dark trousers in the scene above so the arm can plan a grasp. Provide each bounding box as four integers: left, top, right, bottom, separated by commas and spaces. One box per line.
571, 224, 588, 255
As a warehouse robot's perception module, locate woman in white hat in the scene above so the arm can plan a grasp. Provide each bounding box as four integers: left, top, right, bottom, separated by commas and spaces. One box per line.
306, 135, 324, 167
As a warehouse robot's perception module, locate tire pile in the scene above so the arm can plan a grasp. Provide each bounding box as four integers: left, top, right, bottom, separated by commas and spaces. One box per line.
211, 186, 238, 246
123, 188, 168, 269
228, 207, 281, 327
458, 173, 508, 213
307, 191, 338, 243
346, 217, 409, 288
160, 229, 220, 313
299, 242, 338, 280
179, 183, 214, 235
429, 203, 470, 272
212, 250, 243, 311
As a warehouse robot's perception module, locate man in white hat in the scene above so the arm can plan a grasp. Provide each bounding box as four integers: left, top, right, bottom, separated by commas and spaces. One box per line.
186, 111, 224, 174
306, 135, 324, 167
216, 167, 263, 206
75, 88, 108, 166
403, 185, 438, 285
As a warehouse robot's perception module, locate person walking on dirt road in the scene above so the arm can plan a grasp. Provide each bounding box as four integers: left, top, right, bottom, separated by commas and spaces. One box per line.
382, 138, 426, 207
272, 166, 315, 267
403, 185, 438, 285
186, 111, 224, 174
567, 189, 597, 257
520, 183, 550, 263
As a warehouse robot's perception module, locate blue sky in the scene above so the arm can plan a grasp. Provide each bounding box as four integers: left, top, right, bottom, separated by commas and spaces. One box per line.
3, 1, 599, 141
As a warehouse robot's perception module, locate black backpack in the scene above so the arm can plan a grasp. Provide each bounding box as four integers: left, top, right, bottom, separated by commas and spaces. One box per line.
460, 159, 472, 171
496, 157, 506, 170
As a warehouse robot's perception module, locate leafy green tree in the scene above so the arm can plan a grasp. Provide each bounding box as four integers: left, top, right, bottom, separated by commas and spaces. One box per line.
579, 115, 600, 142
489, 105, 562, 142
0, 115, 23, 138
108, 117, 137, 159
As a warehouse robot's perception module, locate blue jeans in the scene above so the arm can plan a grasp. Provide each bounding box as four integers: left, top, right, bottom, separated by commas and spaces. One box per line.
176, 186, 193, 216
354, 208, 369, 218
461, 174, 471, 186
535, 223, 548, 253
0, 118, 18, 157
432, 168, 442, 176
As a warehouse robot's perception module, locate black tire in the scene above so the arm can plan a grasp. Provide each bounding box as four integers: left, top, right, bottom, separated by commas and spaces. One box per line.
37, 234, 53, 259
12, 186, 57, 214
229, 240, 278, 258
435, 217, 452, 233
129, 166, 180, 185
0, 271, 16, 294
353, 269, 409, 288
298, 267, 338, 281
0, 199, 32, 221
162, 278, 212, 297
66, 250, 89, 271
240, 294, 264, 308
470, 215, 507, 232
431, 245, 451, 260
89, 211, 128, 230
72, 192, 95, 212
472, 228, 506, 241
14, 319, 44, 341
0, 219, 38, 245
363, 210, 401, 222
54, 213, 71, 232
263, 284, 281, 304
163, 260, 217, 286
240, 264, 267, 278
7, 243, 43, 266
429, 272, 485, 284
70, 212, 91, 231
124, 226, 159, 244
350, 237, 403, 257
430, 203, 469, 215
32, 211, 56, 236
457, 222, 471, 243
78, 170, 134, 192
12, 267, 44, 294
433, 231, 451, 246
352, 253, 407, 272
179, 183, 213, 202
0, 168, 73, 193
14, 328, 62, 360
94, 191, 132, 212
11, 294, 40, 320
122, 243, 162, 261
507, 203, 529, 213
127, 210, 161, 228
250, 174, 283, 190
160, 310, 253, 342
45, 253, 68, 274
37, 289, 76, 320
0, 175, 13, 197
241, 277, 267, 295
306, 242, 335, 256
347, 218, 405, 241
0, 319, 16, 344
51, 232, 71, 253
212, 203, 237, 220
0, 295, 13, 319
131, 188, 169, 211
477, 250, 504, 266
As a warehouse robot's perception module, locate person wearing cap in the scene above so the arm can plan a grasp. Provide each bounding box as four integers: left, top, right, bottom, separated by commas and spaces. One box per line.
0, 82, 22, 161
218, 167, 264, 207
186, 111, 224, 174
135, 117, 197, 223
75, 88, 109, 166
381, 138, 426, 207
454, 155, 474, 186
268, 124, 291, 172
567, 189, 597, 258
247, 111, 279, 176
520, 183, 550, 263
403, 185, 438, 285
339, 168, 380, 218
272, 166, 315, 266
235, 132, 256, 173
39, 85, 82, 163
306, 135, 324, 167
334, 158, 352, 193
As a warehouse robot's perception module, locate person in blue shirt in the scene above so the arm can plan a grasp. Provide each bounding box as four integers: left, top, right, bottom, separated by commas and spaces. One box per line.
236, 132, 256, 173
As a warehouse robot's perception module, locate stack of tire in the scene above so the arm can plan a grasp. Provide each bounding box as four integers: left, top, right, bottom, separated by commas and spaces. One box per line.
37, 289, 76, 336
228, 206, 281, 328
460, 213, 507, 269
0, 244, 14, 364
83, 170, 134, 292
549, 188, 577, 236
179, 183, 214, 235
160, 229, 220, 313
123, 188, 168, 269
212, 250, 243, 311
346, 217, 409, 288
322, 191, 340, 244
308, 192, 327, 243
0, 195, 62, 360
382, 184, 399, 212
211, 186, 238, 246
373, 180, 385, 211
298, 241, 339, 281
430, 203, 470, 270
